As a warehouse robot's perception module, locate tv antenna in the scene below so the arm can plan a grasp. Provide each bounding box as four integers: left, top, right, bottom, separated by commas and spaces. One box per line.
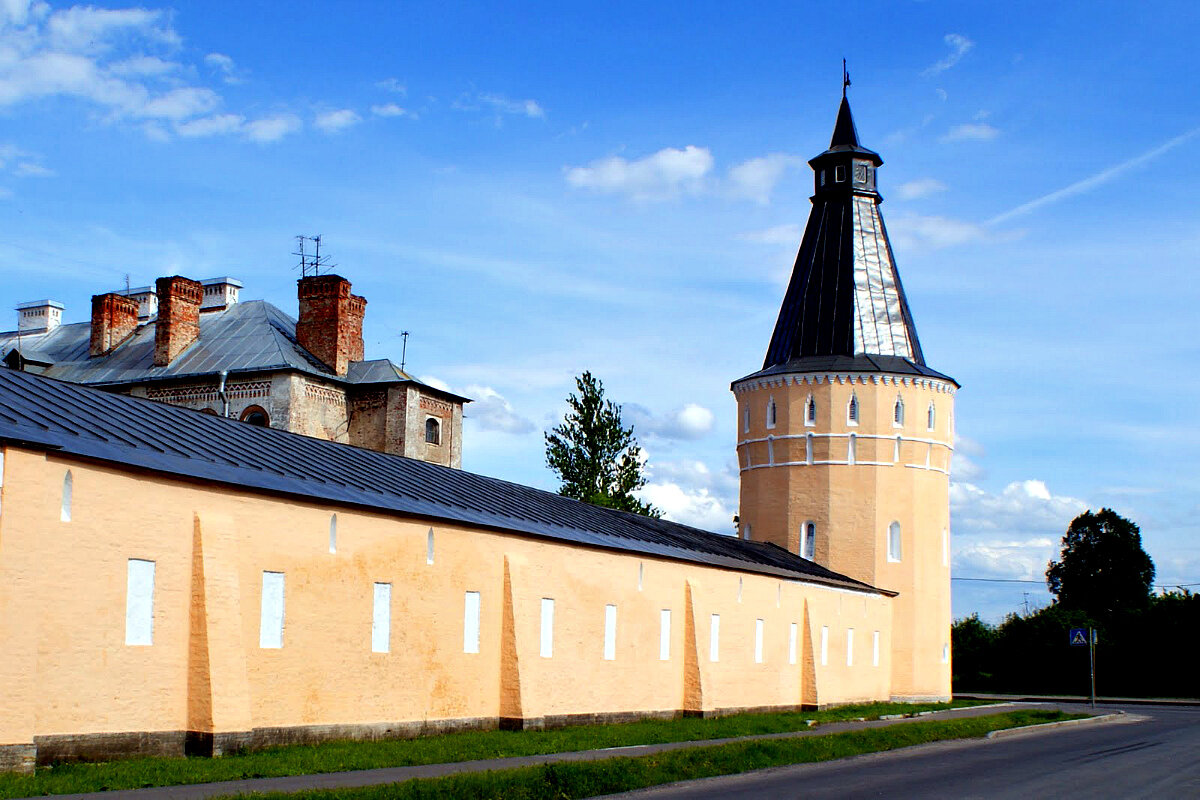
294, 235, 335, 278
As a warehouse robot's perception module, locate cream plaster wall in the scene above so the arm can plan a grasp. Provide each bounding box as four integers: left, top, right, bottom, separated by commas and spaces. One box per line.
0, 444, 893, 759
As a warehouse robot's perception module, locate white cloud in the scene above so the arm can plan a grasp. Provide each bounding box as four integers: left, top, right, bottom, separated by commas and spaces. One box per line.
137, 86, 219, 120
739, 223, 801, 246
942, 122, 1000, 142
371, 103, 409, 118
108, 55, 177, 77
175, 113, 244, 138
45, 6, 175, 54
245, 113, 301, 143
954, 538, 1058, 581
204, 52, 241, 84
314, 108, 361, 134
376, 77, 406, 94
888, 213, 995, 251
726, 153, 801, 204
0, 185, 13, 199
626, 403, 715, 441
639, 481, 734, 533
922, 33, 974, 77
565, 145, 713, 201
951, 434, 986, 482
894, 178, 947, 200
13, 160, 52, 176
477, 92, 544, 119
951, 479, 1087, 541
462, 384, 536, 435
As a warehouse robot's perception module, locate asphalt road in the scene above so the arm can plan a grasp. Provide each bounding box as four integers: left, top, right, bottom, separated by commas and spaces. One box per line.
608, 703, 1200, 799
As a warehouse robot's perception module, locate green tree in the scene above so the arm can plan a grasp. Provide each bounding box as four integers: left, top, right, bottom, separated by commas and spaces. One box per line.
1046, 508, 1154, 619
545, 371, 659, 517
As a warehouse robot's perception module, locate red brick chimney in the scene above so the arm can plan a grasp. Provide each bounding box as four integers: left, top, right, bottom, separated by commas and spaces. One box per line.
154, 276, 203, 366
295, 274, 366, 376
89, 293, 140, 357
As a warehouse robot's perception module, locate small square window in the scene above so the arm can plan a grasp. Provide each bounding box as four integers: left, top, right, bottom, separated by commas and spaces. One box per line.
834, 165, 846, 183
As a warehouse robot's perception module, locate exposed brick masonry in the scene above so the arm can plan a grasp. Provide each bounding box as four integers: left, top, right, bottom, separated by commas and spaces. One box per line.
295, 274, 366, 376
154, 277, 203, 367
88, 293, 140, 357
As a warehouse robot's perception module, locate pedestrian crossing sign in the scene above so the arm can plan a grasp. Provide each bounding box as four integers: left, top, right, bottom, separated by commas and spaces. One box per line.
1069, 628, 1088, 646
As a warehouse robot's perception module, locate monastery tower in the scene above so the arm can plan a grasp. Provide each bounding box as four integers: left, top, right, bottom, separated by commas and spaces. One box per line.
732, 91, 957, 700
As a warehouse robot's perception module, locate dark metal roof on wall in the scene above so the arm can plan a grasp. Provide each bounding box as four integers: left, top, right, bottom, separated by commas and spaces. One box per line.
752, 97, 951, 387
0, 368, 885, 595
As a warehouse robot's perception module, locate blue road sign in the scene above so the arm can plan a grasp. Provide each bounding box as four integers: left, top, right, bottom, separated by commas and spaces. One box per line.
1069, 628, 1088, 646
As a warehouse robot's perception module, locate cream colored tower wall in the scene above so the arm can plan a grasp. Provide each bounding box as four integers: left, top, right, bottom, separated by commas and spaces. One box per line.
0, 445, 894, 765
734, 372, 954, 700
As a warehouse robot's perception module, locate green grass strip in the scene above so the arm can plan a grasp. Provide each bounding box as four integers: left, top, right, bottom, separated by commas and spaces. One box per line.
0, 701, 982, 798
238, 710, 1080, 800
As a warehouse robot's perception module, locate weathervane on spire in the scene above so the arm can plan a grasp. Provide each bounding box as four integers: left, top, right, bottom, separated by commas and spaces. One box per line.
842, 59, 851, 99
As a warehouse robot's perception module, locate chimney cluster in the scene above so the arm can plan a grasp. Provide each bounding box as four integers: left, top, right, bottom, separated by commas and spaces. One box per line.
89, 293, 140, 357
295, 274, 367, 376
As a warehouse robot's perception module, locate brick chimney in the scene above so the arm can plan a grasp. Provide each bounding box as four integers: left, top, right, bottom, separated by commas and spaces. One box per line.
295, 274, 366, 376
154, 276, 203, 366
89, 292, 140, 357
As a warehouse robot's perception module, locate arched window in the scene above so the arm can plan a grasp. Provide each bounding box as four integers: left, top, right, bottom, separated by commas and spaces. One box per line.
425, 417, 441, 444
765, 397, 776, 429
887, 522, 902, 562
894, 435, 902, 463
805, 395, 816, 425
742, 406, 750, 433
927, 403, 936, 431
847, 433, 857, 464
802, 521, 816, 560
240, 405, 269, 426
805, 433, 814, 465
61, 470, 73, 522
847, 394, 859, 425
893, 396, 905, 427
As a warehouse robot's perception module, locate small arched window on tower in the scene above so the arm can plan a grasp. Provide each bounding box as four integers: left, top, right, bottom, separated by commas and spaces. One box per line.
805, 395, 816, 426
805, 432, 814, 465
241, 406, 269, 426
847, 394, 859, 426
887, 522, 902, 563
425, 417, 441, 445
834, 164, 846, 183
893, 397, 905, 427
766, 397, 777, 429
894, 435, 902, 463
847, 433, 857, 464
802, 521, 816, 560
742, 406, 750, 433
927, 402, 936, 431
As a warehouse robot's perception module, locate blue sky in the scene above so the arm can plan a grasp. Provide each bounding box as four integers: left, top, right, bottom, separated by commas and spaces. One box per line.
3, 0, 1198, 622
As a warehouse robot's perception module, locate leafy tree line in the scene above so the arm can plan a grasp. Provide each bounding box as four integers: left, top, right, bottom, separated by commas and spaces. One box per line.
953, 509, 1199, 698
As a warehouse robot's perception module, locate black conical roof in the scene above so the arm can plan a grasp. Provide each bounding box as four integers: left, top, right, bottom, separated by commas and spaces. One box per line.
739, 97, 954, 386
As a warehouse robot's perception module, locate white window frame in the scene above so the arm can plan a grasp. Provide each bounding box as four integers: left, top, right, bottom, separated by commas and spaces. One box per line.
61, 469, 73, 522
820, 625, 829, 666
328, 514, 338, 554
805, 433, 813, 465
660, 609, 671, 661
766, 397, 777, 429
710, 614, 721, 662
805, 395, 816, 426
426, 528, 435, 565
540, 598, 555, 658
847, 433, 857, 465
125, 559, 155, 646
834, 164, 846, 183
372, 582, 392, 653
927, 402, 936, 431
887, 522, 902, 563
802, 521, 816, 560
463, 591, 481, 654
754, 618, 765, 664
893, 397, 905, 428
943, 642, 950, 664
742, 407, 750, 433
894, 435, 902, 463
846, 394, 859, 426
603, 604, 617, 661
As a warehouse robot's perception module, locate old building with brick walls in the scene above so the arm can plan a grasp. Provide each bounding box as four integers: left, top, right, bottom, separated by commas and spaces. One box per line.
0, 274, 467, 468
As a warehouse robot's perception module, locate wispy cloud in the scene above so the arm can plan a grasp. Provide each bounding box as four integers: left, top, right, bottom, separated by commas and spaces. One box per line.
895, 177, 948, 200
889, 213, 1011, 251
376, 77, 406, 95
371, 103, 411, 118
922, 33, 974, 77
739, 223, 801, 246
625, 403, 715, 441
941, 122, 999, 142
565, 145, 713, 201
726, 153, 802, 204
989, 126, 1200, 226
314, 108, 361, 134
204, 52, 242, 84
244, 113, 302, 143
478, 92, 544, 119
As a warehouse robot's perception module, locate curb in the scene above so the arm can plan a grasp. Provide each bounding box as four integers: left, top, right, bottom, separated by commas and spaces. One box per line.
985, 711, 1135, 740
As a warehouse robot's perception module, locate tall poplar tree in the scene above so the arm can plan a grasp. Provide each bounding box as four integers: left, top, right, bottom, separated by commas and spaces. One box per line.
544, 371, 660, 517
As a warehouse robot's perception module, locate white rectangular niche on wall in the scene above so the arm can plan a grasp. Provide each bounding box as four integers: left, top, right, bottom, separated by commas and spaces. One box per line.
372, 582, 391, 653
260, 571, 285, 649
463, 591, 481, 654
125, 559, 155, 646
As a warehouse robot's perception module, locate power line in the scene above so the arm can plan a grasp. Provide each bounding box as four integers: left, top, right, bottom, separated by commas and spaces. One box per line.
953, 577, 1200, 590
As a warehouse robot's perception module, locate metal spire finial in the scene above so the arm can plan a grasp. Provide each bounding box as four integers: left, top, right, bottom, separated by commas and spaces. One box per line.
842, 59, 851, 99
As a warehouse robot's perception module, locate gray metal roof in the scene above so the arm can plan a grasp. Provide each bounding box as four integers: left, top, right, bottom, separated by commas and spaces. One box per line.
0, 300, 462, 398
0, 367, 887, 595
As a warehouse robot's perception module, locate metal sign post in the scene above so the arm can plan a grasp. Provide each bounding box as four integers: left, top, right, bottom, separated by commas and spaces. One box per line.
1069, 627, 1096, 707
